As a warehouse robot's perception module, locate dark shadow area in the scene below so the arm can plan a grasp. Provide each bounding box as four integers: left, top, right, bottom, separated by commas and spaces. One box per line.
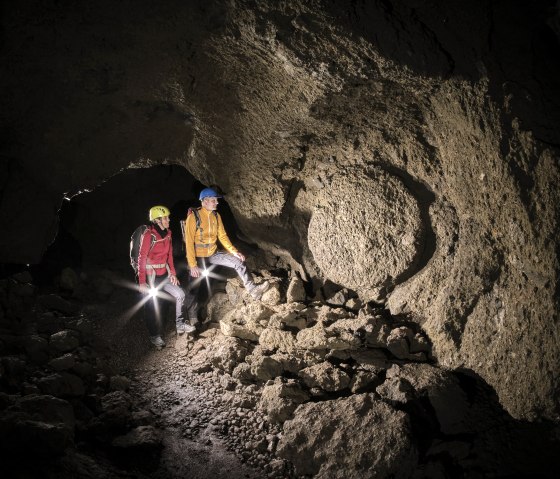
372, 162, 437, 289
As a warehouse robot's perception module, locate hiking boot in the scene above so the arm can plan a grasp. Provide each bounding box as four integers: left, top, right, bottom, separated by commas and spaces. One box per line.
150, 336, 166, 349
250, 281, 270, 300
177, 323, 196, 335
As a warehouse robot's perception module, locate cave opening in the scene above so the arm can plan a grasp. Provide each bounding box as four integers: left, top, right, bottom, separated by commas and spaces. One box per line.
30, 164, 249, 291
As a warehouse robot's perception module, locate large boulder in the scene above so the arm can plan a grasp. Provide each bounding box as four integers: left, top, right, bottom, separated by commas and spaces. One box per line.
277, 393, 418, 478
308, 168, 424, 299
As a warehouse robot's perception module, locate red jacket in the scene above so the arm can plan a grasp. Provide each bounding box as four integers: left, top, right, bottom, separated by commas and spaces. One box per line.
138, 226, 177, 285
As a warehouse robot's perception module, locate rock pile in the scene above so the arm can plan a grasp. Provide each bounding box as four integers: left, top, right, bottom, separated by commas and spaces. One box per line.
0, 271, 163, 475
161, 273, 558, 478
166, 273, 440, 477
2, 269, 557, 478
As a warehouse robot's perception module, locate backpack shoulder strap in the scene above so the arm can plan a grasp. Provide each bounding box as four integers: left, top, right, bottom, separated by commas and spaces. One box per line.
144, 225, 157, 250
186, 207, 203, 230
193, 207, 202, 230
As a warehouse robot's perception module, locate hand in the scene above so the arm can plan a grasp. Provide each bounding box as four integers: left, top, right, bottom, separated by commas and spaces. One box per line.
169, 274, 180, 286
233, 252, 246, 262
189, 266, 201, 278
139, 283, 149, 295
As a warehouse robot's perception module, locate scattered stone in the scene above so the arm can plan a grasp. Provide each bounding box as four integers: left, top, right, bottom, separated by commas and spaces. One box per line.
259, 328, 297, 352
350, 369, 380, 393
21, 382, 41, 395
18, 394, 75, 430
298, 361, 351, 392
386, 364, 471, 435
345, 297, 362, 311
376, 376, 415, 404
326, 289, 347, 306
259, 379, 309, 423
100, 391, 133, 428
0, 356, 27, 390
386, 326, 414, 359
37, 295, 79, 314
48, 353, 76, 371
220, 302, 274, 341
220, 374, 237, 391
110, 375, 131, 391
112, 425, 163, 452
0, 411, 74, 456
24, 335, 50, 364
12, 271, 33, 284
65, 318, 93, 338
49, 330, 80, 353
59, 267, 79, 292
250, 355, 284, 381
296, 318, 361, 351
37, 372, 85, 398
286, 276, 306, 303
409, 332, 431, 354
232, 363, 254, 383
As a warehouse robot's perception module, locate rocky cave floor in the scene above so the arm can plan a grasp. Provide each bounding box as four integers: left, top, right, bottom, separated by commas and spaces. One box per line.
88, 292, 288, 479
1, 266, 559, 478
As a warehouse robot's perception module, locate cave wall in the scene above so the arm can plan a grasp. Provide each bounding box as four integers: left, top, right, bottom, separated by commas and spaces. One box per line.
1, 0, 559, 421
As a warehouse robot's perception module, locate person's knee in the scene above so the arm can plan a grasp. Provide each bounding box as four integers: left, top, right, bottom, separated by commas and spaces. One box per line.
233, 258, 247, 272
177, 289, 185, 301
168, 286, 185, 301
227, 254, 242, 267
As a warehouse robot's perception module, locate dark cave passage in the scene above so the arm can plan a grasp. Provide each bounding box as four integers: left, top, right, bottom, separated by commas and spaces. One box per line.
30, 165, 250, 286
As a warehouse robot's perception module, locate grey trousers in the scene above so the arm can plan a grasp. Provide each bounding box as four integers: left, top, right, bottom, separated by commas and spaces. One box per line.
185, 252, 256, 321
144, 274, 186, 336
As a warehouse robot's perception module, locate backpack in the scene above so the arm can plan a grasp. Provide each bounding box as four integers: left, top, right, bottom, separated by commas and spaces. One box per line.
179, 207, 217, 251
129, 225, 156, 275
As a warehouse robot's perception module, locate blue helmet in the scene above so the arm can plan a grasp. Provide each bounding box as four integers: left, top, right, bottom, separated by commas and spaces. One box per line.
199, 187, 222, 200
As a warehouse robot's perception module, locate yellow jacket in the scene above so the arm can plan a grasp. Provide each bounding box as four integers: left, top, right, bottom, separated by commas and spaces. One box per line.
184, 207, 238, 267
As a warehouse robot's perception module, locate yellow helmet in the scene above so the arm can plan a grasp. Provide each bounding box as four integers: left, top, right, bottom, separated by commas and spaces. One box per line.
149, 205, 170, 221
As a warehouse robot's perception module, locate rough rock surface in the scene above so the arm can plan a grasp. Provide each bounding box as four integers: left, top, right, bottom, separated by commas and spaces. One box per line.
1, 0, 559, 426
1, 273, 560, 478
308, 168, 424, 298
277, 394, 417, 478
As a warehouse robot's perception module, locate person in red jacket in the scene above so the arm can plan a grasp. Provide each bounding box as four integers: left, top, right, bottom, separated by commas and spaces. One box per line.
138, 205, 195, 349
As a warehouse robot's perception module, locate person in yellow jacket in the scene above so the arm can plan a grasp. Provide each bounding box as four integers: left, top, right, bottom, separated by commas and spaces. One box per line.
184, 187, 269, 326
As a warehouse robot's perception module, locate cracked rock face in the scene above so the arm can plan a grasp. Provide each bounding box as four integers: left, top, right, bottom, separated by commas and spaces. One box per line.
308, 168, 423, 298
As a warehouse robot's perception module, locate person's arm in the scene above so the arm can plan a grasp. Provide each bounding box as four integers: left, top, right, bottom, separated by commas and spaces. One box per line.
167, 232, 179, 285
216, 213, 238, 255
137, 229, 151, 291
